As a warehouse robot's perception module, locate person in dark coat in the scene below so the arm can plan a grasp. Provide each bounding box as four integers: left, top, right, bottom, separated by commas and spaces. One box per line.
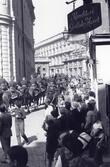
0, 103, 12, 163
54, 101, 82, 134
69, 108, 82, 133
46, 118, 59, 167
43, 107, 59, 167
69, 101, 82, 133
84, 100, 97, 134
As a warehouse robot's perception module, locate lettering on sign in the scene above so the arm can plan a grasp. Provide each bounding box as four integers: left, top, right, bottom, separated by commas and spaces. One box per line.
68, 3, 102, 34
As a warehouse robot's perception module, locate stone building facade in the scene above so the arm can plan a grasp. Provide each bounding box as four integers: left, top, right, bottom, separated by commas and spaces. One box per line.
34, 0, 110, 79
34, 32, 89, 78
0, 0, 35, 82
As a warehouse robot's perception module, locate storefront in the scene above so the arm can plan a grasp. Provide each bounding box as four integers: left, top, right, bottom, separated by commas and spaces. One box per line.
89, 34, 110, 137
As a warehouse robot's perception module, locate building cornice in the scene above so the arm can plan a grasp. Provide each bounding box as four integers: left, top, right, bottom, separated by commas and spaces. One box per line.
35, 33, 87, 49
0, 14, 12, 25
35, 57, 50, 63
35, 60, 50, 64
49, 64, 64, 68
48, 49, 73, 58
35, 33, 65, 48
63, 56, 87, 63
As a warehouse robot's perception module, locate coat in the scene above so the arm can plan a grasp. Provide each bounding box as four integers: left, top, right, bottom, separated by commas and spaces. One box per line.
0, 112, 12, 138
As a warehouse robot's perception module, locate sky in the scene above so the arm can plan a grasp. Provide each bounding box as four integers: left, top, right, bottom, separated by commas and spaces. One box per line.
32, 0, 83, 44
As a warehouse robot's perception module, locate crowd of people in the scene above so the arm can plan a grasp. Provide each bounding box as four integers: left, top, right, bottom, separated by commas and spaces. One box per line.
0, 73, 68, 166
0, 74, 49, 112
0, 73, 106, 167
43, 77, 105, 167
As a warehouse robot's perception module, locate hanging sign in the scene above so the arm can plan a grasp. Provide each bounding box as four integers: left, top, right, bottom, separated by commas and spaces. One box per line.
68, 3, 102, 34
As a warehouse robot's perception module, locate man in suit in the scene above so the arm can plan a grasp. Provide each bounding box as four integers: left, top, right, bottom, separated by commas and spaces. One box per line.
0, 103, 12, 163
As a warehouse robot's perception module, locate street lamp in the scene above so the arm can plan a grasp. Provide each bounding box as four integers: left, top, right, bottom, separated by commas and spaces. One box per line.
62, 27, 69, 41
65, 0, 77, 10
66, 0, 93, 8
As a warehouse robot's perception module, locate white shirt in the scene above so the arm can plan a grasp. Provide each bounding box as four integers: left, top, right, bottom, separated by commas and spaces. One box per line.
45, 105, 53, 118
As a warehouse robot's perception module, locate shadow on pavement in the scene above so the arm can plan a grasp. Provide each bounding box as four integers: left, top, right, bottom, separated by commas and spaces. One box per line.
0, 141, 46, 167
22, 135, 38, 145
26, 141, 46, 167
28, 135, 38, 143
0, 141, 110, 167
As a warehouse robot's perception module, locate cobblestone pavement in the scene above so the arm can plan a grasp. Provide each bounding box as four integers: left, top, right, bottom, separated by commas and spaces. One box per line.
0, 106, 46, 167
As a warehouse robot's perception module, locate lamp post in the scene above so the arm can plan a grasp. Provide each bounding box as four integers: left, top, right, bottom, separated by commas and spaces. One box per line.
66, 0, 93, 7
66, 0, 77, 10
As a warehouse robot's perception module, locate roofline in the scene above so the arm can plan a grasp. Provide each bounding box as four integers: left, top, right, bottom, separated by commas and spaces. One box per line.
34, 32, 87, 49
34, 32, 63, 48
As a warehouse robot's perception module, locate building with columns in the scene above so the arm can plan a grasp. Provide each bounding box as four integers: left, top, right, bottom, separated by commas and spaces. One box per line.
34, 32, 89, 78
0, 0, 35, 82
34, 0, 110, 79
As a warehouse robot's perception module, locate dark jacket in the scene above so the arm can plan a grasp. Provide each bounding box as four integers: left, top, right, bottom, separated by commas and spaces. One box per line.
68, 108, 82, 132
0, 112, 12, 138
54, 108, 82, 133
